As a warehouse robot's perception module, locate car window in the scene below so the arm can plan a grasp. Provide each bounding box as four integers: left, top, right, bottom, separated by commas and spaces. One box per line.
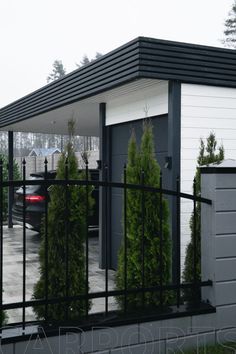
17, 176, 43, 194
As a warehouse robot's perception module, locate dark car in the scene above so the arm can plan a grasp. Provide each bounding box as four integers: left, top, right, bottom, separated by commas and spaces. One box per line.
12, 169, 99, 234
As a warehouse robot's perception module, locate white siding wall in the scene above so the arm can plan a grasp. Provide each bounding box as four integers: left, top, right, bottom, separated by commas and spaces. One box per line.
105, 80, 236, 269
181, 83, 236, 265
105, 81, 168, 125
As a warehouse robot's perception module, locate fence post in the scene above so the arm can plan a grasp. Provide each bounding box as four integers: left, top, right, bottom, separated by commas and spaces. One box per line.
201, 159, 236, 328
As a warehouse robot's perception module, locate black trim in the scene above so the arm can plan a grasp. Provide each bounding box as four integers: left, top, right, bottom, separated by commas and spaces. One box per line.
2, 37, 236, 128
168, 81, 181, 186
201, 167, 236, 174
168, 81, 181, 282
106, 125, 112, 269
99, 103, 106, 269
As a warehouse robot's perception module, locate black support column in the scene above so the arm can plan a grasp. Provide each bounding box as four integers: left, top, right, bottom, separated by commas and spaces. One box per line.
99, 103, 111, 269
8, 131, 14, 228
168, 81, 181, 282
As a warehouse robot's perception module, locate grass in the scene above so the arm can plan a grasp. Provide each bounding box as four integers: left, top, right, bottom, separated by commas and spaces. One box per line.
183, 342, 236, 353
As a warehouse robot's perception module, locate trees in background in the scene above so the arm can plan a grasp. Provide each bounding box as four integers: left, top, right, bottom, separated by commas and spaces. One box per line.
0, 53, 104, 157
222, 0, 236, 47
47, 52, 103, 79
79, 54, 90, 67
115, 121, 171, 310
42, 52, 103, 153
47, 60, 66, 83
76, 52, 103, 68
0, 132, 99, 157
0, 154, 21, 221
0, 132, 8, 155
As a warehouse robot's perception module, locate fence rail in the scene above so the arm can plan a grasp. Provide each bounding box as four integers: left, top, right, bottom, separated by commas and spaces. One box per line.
0, 158, 212, 333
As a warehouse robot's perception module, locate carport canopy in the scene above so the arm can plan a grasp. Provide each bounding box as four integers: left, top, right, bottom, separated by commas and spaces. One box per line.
0, 37, 143, 136
0, 78, 160, 136
1, 35, 235, 136
0, 100, 100, 137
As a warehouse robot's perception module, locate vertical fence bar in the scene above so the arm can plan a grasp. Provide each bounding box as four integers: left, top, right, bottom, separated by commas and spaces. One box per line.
85, 160, 89, 316
123, 164, 127, 313
65, 158, 69, 320
22, 159, 26, 333
141, 170, 145, 307
104, 164, 109, 315
44, 158, 49, 322
159, 171, 163, 306
193, 177, 198, 303
176, 176, 181, 308
8, 131, 14, 229
0, 160, 3, 335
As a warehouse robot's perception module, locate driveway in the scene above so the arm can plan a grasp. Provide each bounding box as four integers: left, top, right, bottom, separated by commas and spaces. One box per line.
2, 226, 116, 324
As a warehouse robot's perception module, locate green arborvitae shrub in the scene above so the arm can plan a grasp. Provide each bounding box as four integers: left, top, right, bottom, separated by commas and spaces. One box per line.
33, 133, 92, 321
0, 154, 21, 221
115, 121, 172, 310
183, 132, 224, 302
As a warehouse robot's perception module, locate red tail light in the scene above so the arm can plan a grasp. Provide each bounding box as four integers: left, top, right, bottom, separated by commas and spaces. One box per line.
25, 195, 45, 203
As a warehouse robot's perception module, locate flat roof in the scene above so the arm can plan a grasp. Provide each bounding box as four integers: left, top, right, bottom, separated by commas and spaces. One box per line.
1, 37, 236, 132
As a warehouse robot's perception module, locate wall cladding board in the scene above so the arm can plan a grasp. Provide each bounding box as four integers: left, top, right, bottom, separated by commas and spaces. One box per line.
182, 126, 236, 140
181, 83, 236, 250
105, 81, 168, 126
181, 84, 236, 161
182, 117, 236, 130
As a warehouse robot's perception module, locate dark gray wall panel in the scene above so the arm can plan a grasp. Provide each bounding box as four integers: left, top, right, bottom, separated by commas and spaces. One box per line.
111, 152, 168, 185
111, 193, 123, 235
111, 116, 168, 159
111, 232, 123, 271
110, 115, 169, 269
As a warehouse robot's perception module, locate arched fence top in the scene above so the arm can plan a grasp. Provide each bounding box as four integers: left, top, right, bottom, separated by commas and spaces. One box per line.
0, 178, 212, 205
0, 160, 213, 332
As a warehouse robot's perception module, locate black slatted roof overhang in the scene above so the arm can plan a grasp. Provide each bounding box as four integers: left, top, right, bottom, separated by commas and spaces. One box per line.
0, 38, 140, 128
1, 36, 236, 128
139, 37, 236, 86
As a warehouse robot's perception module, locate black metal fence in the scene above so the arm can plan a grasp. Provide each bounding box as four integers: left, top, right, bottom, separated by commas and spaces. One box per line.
0, 158, 213, 333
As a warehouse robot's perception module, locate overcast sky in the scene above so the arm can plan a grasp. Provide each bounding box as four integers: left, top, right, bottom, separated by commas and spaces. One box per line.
0, 0, 233, 108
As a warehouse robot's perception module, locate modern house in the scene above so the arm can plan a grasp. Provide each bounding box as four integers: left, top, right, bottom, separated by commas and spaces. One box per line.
1, 37, 236, 269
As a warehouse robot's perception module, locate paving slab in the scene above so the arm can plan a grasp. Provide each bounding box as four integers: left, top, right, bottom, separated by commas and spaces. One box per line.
2, 226, 116, 324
